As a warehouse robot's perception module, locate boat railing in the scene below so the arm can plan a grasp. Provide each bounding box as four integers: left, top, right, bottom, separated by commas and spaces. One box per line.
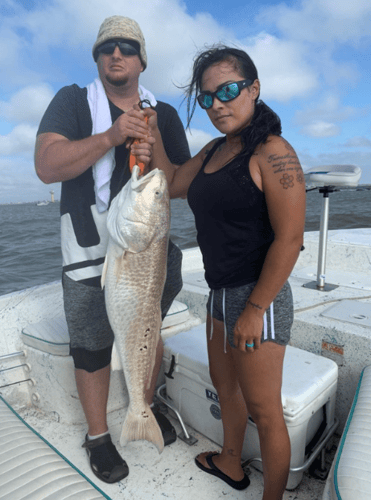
0, 351, 33, 389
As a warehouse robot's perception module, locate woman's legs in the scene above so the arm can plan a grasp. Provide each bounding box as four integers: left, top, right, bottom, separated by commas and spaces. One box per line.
196, 315, 248, 481
232, 341, 290, 500
197, 313, 290, 498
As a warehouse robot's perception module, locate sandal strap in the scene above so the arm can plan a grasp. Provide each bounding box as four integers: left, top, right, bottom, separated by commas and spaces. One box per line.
205, 453, 222, 473
82, 433, 111, 450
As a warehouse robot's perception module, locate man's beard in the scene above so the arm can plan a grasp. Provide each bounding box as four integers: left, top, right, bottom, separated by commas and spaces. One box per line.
106, 74, 129, 87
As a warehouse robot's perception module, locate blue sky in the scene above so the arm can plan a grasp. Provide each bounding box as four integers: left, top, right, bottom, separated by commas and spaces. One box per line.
1, 0, 370, 203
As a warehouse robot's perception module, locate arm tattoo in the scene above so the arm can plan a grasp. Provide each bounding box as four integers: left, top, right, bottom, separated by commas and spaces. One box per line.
267, 139, 305, 188
280, 173, 294, 189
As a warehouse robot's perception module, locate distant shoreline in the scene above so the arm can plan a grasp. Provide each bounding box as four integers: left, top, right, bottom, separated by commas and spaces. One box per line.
1, 184, 370, 206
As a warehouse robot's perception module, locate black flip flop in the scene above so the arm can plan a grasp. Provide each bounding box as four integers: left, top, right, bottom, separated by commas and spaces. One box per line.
195, 452, 250, 490
82, 433, 129, 483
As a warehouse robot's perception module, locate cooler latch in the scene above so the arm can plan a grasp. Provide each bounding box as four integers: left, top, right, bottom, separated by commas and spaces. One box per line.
165, 355, 176, 379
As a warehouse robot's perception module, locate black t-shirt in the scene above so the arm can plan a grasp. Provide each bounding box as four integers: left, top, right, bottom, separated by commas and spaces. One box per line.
37, 84, 190, 285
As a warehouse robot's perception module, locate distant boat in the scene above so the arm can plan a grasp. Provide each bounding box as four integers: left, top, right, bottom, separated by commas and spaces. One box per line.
36, 201, 49, 206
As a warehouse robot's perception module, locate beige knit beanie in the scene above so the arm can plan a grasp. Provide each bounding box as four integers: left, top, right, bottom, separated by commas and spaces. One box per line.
92, 16, 147, 69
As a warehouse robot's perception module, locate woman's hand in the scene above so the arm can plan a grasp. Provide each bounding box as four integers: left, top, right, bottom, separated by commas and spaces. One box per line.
233, 303, 264, 353
128, 135, 156, 172
143, 107, 158, 134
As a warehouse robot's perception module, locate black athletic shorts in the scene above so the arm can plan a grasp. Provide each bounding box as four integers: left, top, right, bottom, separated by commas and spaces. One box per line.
63, 240, 183, 372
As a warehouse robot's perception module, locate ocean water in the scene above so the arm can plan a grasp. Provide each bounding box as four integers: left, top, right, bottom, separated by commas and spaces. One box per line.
1, 187, 370, 297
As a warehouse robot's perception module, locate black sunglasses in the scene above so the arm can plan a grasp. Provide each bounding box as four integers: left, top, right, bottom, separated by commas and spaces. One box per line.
96, 41, 139, 58
197, 80, 253, 110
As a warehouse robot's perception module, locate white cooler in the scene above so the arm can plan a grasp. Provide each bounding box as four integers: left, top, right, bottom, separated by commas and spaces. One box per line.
163, 323, 338, 490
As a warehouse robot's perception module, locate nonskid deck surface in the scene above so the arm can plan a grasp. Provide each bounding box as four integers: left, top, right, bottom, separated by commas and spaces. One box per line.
16, 404, 333, 500
2, 229, 368, 499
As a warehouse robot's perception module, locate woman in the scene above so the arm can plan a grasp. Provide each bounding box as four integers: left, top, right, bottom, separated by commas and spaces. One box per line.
142, 45, 306, 500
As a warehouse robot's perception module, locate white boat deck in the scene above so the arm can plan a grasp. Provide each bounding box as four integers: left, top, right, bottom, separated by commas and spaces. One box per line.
1, 228, 370, 500
14, 402, 332, 500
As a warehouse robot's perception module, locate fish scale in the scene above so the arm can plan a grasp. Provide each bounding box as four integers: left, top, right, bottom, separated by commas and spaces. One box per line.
102, 165, 170, 454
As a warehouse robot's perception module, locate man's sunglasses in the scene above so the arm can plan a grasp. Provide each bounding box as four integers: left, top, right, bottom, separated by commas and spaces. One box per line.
197, 80, 253, 110
96, 41, 139, 58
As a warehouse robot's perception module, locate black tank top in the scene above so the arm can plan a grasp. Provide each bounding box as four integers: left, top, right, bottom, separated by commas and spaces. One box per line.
187, 137, 274, 290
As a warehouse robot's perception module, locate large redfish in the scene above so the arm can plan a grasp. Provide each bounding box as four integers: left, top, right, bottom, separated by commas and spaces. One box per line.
102, 165, 169, 453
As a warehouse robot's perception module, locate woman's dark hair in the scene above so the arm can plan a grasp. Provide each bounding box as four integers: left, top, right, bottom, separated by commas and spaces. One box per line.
185, 45, 282, 162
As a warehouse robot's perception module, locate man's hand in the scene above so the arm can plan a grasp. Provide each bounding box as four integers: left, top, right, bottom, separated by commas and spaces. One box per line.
106, 108, 149, 148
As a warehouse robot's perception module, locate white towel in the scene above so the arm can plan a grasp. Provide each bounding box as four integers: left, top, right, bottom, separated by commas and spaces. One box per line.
138, 85, 157, 108
87, 78, 157, 213
87, 78, 115, 213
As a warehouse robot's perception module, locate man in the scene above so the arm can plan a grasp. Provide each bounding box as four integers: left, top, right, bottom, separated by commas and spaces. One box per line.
35, 16, 190, 484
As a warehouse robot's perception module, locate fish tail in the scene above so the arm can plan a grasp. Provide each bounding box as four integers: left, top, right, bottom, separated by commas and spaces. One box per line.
120, 403, 164, 454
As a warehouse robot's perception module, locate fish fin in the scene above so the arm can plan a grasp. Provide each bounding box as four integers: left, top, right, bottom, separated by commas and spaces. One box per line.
114, 252, 126, 282
145, 333, 160, 391
101, 255, 108, 289
120, 403, 164, 454
110, 342, 123, 371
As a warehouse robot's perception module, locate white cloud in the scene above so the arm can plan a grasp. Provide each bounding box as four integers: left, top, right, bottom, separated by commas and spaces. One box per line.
0, 25, 44, 88
0, 124, 37, 156
1, 0, 371, 200
344, 137, 371, 148
0, 156, 59, 204
256, 0, 370, 93
0, 84, 55, 124
259, 0, 371, 45
295, 95, 361, 137
0, 0, 232, 96
300, 121, 341, 138
186, 128, 216, 155
0, 0, 319, 101
240, 33, 318, 102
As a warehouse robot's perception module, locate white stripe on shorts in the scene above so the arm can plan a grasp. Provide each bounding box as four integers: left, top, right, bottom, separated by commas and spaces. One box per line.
270, 303, 275, 340
209, 289, 214, 341
263, 312, 268, 340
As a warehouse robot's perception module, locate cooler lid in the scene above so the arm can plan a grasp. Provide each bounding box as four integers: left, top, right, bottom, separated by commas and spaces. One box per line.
164, 324, 211, 384
282, 346, 338, 417
164, 326, 338, 417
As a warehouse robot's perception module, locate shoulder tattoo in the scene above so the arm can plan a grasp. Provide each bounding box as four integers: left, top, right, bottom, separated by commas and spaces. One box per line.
267, 138, 305, 189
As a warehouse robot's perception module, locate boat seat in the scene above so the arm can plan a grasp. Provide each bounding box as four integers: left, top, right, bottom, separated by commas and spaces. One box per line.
0, 395, 110, 500
22, 316, 70, 356
304, 164, 362, 188
322, 364, 371, 500
21, 299, 190, 356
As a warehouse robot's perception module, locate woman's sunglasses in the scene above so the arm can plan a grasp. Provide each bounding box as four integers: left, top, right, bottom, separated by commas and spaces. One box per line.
197, 79, 253, 110
96, 41, 139, 58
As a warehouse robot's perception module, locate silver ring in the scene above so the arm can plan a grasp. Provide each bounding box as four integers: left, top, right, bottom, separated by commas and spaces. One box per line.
246, 342, 254, 348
